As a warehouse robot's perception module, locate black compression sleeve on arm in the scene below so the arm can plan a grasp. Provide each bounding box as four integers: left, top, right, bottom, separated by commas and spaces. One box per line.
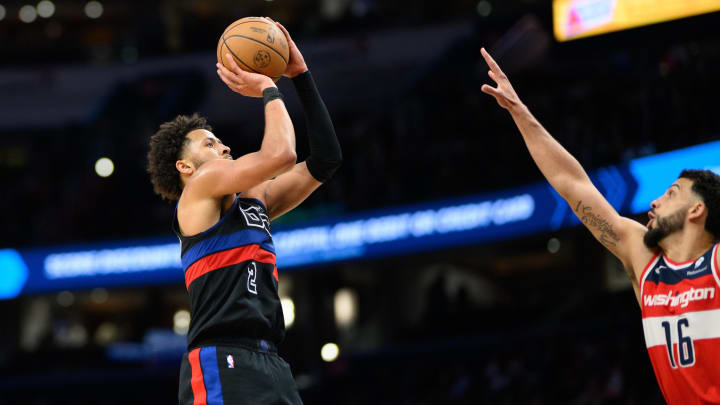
292, 70, 342, 182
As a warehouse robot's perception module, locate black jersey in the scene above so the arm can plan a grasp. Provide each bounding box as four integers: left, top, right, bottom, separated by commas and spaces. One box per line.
172, 196, 285, 349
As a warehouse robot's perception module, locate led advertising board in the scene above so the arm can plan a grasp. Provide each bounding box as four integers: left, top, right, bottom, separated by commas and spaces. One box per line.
1, 140, 719, 299
553, 0, 720, 41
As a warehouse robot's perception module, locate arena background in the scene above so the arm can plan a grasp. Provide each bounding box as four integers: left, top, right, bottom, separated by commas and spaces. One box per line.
1, 0, 720, 404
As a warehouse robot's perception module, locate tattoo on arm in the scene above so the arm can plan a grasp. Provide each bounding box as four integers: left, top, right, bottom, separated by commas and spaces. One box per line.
574, 200, 620, 248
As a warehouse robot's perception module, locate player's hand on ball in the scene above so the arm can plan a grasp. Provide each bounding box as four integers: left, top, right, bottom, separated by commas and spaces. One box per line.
266, 17, 308, 78
480, 47, 522, 111
217, 53, 275, 97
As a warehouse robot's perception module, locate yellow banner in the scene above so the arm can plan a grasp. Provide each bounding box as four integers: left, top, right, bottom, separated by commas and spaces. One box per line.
553, 0, 720, 41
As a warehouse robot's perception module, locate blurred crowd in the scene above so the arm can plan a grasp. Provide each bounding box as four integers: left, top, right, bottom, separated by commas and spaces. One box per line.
4, 25, 720, 247
2, 6, 720, 404
315, 328, 665, 405
0, 289, 665, 405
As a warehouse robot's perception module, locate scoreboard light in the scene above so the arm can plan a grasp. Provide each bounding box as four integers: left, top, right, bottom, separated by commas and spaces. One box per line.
553, 0, 720, 41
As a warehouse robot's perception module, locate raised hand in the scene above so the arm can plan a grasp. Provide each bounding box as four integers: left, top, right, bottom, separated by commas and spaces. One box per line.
266, 17, 308, 78
480, 47, 522, 111
216, 52, 276, 97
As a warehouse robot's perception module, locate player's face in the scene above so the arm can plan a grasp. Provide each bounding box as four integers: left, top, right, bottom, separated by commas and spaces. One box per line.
643, 178, 695, 248
183, 129, 232, 169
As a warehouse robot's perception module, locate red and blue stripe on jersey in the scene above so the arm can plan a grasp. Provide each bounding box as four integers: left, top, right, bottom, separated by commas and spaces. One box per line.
640, 243, 720, 405
182, 228, 278, 289
173, 197, 286, 349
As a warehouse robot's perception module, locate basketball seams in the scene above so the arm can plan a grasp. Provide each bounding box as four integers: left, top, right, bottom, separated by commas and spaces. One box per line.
217, 37, 225, 68
219, 38, 281, 81
221, 19, 286, 59
222, 19, 273, 36
218, 19, 285, 82
224, 34, 288, 65
221, 37, 262, 74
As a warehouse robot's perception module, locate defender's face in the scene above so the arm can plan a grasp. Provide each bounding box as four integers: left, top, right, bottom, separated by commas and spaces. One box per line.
643, 178, 697, 248
647, 178, 695, 230
183, 129, 232, 169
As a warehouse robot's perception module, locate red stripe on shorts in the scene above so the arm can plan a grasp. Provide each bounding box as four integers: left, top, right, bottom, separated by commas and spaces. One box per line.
189, 348, 207, 405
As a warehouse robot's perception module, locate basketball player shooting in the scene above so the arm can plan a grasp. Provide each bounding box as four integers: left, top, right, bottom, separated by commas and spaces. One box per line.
480, 48, 720, 404
147, 19, 340, 405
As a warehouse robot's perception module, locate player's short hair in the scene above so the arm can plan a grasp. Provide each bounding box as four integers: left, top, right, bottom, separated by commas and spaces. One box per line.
679, 169, 720, 240
147, 114, 212, 201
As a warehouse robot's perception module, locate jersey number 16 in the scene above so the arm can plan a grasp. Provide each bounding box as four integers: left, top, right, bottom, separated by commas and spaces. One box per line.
661, 318, 695, 368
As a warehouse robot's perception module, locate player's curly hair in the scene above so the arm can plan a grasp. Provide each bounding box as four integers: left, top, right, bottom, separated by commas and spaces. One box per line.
147, 114, 212, 201
680, 169, 720, 240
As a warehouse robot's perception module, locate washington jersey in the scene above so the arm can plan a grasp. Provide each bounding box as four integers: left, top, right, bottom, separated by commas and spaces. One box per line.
172, 196, 285, 349
640, 243, 720, 404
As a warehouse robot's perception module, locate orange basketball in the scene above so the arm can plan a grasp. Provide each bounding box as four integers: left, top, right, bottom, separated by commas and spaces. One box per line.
217, 17, 289, 82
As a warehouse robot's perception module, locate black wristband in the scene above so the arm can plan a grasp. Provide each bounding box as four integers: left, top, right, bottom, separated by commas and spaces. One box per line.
262, 87, 283, 105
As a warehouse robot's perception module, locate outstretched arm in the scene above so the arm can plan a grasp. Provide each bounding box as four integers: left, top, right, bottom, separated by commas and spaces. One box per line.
479, 48, 652, 299
252, 19, 342, 220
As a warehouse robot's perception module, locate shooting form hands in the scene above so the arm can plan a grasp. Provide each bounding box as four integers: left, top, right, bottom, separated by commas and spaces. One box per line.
266, 17, 308, 79
216, 53, 276, 97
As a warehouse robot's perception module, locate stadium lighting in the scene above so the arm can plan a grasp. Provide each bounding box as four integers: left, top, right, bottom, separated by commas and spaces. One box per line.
36, 0, 54, 18
320, 343, 339, 362
547, 237, 561, 253
94, 157, 114, 177
58, 323, 88, 347
334, 288, 358, 328
477, 1, 492, 17
57, 290, 74, 307
19, 5, 37, 23
281, 297, 295, 328
94, 321, 118, 345
173, 309, 190, 335
90, 287, 108, 303
0, 5, 6, 21
84, 1, 102, 19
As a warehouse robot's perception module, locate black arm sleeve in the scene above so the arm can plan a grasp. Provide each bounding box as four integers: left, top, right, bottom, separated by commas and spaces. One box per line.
292, 70, 342, 182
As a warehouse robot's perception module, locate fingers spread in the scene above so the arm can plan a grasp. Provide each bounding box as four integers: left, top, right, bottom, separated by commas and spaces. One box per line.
480, 47, 505, 76
217, 64, 237, 83
219, 65, 249, 89
480, 84, 500, 97
231, 67, 254, 83
217, 70, 235, 89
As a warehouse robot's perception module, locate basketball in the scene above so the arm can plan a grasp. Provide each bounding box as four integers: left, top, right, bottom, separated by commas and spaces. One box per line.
217, 17, 289, 82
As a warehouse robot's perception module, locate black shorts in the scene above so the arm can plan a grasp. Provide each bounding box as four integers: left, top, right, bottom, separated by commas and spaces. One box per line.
178, 340, 303, 405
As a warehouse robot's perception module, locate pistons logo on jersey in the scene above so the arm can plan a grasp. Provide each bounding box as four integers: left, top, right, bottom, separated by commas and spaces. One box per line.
239, 202, 271, 236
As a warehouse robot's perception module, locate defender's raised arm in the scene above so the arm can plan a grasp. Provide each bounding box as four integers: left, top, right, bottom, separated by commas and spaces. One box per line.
479, 48, 653, 298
